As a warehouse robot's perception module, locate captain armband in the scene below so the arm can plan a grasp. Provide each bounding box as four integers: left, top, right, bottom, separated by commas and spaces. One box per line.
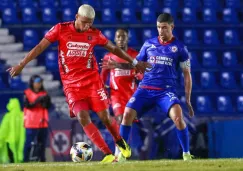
180, 59, 191, 69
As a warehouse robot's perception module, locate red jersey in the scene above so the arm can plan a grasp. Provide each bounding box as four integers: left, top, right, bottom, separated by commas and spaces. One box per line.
44, 21, 108, 90
101, 48, 139, 100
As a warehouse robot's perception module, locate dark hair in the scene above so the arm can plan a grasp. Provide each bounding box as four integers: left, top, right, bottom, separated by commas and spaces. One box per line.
29, 75, 44, 91
157, 13, 174, 24
116, 28, 129, 34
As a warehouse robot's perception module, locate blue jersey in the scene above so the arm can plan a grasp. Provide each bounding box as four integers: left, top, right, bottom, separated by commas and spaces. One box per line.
137, 37, 190, 89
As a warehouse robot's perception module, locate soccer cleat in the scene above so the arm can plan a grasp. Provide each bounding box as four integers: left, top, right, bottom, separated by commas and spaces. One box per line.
117, 153, 126, 162
183, 153, 194, 161
100, 154, 116, 163
116, 138, 131, 158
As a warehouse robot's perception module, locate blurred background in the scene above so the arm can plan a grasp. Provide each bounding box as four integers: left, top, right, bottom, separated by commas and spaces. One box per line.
0, 0, 243, 163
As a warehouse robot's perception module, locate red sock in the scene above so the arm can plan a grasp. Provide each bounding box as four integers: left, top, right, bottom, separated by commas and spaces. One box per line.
106, 117, 122, 142
83, 123, 112, 155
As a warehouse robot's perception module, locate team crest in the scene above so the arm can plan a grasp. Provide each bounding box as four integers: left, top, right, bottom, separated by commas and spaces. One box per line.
88, 36, 92, 40
129, 97, 136, 103
171, 46, 178, 53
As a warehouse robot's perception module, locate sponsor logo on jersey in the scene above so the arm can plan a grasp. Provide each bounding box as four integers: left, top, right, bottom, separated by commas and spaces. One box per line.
66, 42, 90, 57
88, 36, 92, 40
114, 69, 131, 77
67, 50, 87, 57
66, 42, 90, 50
148, 56, 173, 66
170, 46, 178, 53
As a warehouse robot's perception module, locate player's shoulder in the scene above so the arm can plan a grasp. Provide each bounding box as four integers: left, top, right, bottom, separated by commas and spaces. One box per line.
173, 38, 186, 49
144, 37, 160, 47
87, 27, 101, 34
146, 37, 158, 44
59, 21, 74, 27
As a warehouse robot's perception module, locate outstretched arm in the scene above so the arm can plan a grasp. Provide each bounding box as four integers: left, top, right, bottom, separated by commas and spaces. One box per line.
104, 41, 134, 63
8, 38, 51, 77
100, 57, 134, 69
103, 41, 151, 73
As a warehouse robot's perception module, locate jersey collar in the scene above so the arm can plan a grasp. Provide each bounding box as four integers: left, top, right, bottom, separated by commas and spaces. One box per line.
158, 36, 175, 45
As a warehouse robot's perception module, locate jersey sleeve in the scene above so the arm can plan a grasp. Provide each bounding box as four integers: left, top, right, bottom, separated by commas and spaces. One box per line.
179, 45, 190, 62
97, 31, 108, 46
44, 24, 60, 43
136, 41, 149, 61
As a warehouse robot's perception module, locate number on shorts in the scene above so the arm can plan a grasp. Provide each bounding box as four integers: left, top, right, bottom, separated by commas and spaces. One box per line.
97, 89, 107, 101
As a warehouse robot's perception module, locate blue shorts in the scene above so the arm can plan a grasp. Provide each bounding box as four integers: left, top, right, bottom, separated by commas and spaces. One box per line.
126, 88, 181, 118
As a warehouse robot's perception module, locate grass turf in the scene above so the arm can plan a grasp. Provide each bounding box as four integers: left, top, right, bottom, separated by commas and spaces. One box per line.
1, 159, 243, 171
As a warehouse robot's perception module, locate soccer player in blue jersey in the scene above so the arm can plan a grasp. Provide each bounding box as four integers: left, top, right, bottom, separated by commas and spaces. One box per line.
102, 13, 194, 161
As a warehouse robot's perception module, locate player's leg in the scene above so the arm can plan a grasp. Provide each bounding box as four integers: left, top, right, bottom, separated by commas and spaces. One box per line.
157, 91, 192, 160
90, 85, 131, 159
73, 101, 113, 156
66, 88, 114, 161
110, 97, 126, 156
118, 88, 152, 160
168, 104, 192, 160
96, 108, 131, 159
120, 88, 150, 143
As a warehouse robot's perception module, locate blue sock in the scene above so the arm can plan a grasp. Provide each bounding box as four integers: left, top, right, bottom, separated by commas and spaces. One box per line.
176, 126, 189, 153
120, 124, 132, 142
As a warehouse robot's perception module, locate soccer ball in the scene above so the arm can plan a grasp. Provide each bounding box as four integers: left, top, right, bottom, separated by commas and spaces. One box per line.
70, 142, 93, 162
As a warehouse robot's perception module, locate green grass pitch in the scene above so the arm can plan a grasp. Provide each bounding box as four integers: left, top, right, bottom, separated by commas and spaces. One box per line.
1, 159, 243, 171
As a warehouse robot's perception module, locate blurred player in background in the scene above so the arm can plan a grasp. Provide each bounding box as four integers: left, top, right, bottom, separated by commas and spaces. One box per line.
100, 28, 142, 156
102, 13, 194, 161
7, 4, 150, 163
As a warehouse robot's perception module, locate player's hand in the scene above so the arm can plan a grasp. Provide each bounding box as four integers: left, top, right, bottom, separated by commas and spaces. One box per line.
135, 61, 152, 73
7, 65, 24, 77
186, 101, 194, 117
100, 57, 117, 69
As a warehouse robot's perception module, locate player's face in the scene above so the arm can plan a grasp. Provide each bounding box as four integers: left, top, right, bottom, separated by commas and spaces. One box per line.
114, 30, 128, 49
75, 15, 94, 32
33, 82, 42, 91
157, 22, 174, 42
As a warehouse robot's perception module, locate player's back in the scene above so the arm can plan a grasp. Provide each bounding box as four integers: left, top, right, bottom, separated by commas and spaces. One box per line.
137, 37, 189, 89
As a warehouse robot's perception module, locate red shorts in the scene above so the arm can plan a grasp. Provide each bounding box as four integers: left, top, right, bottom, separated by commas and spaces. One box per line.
110, 94, 129, 116
64, 81, 109, 118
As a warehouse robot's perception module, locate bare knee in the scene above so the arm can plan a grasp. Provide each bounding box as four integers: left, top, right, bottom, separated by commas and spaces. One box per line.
169, 104, 186, 130
121, 107, 136, 126
77, 110, 91, 127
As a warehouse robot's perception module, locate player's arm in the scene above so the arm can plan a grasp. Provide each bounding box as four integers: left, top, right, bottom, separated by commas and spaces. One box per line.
180, 45, 194, 117
101, 41, 151, 70
103, 41, 150, 73
180, 59, 194, 117
8, 24, 60, 77
101, 57, 134, 69
104, 41, 134, 63
100, 55, 111, 87
182, 64, 192, 104
7, 39, 51, 77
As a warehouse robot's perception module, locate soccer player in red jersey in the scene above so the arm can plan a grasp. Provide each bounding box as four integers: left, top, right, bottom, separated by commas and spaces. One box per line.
101, 29, 141, 124
7, 4, 150, 163
100, 29, 142, 156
